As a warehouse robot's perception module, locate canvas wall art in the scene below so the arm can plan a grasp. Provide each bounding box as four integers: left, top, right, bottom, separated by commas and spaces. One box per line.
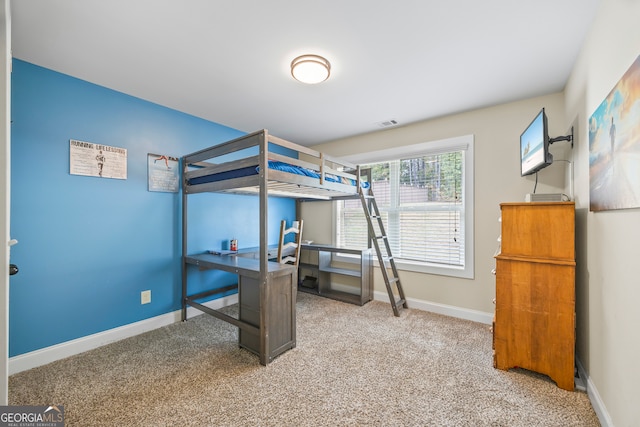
589, 54, 640, 212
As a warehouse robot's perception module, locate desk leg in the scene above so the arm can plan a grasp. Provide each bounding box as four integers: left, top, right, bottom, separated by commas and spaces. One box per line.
238, 272, 296, 364
238, 275, 260, 356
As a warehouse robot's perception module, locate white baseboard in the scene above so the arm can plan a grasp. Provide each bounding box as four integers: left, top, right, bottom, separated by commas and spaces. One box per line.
10, 292, 494, 375
12, 291, 609, 426
576, 358, 613, 427
9, 294, 238, 375
373, 291, 494, 324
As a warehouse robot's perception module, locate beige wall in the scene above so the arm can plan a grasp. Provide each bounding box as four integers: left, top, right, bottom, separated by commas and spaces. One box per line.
304, 92, 568, 316
305, 1, 640, 424
564, 0, 640, 425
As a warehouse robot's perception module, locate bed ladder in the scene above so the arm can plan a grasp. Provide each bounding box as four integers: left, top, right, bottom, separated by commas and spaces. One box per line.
359, 187, 408, 317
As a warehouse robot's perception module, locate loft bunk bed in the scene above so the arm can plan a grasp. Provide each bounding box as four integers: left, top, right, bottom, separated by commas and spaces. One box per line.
181, 129, 369, 365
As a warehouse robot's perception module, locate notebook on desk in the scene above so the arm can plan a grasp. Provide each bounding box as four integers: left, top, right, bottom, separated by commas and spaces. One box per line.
207, 250, 237, 256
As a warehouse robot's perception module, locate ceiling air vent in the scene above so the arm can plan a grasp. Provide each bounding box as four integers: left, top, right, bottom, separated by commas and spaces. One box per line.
376, 119, 399, 128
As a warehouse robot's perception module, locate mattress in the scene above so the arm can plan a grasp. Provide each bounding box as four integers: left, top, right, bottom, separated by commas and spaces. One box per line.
188, 160, 368, 188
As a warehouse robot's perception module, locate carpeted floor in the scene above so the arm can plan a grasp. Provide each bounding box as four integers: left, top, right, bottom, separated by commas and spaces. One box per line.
9, 292, 600, 426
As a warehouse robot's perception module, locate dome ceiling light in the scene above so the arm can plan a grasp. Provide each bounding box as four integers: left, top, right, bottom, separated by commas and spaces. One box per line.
291, 54, 331, 84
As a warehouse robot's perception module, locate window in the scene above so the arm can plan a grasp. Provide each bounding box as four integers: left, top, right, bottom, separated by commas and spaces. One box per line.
335, 135, 474, 279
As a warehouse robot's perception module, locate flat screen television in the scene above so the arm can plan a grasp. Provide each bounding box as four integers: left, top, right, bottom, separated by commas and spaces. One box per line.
520, 108, 553, 176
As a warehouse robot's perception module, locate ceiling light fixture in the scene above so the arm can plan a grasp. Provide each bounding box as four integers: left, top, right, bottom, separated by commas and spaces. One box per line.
291, 54, 331, 84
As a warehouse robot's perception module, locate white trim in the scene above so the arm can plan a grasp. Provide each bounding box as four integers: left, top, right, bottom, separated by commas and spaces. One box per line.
9, 291, 613, 427
576, 358, 613, 427
373, 290, 493, 324
1, 0, 11, 405
336, 134, 475, 279
9, 294, 238, 375
10, 291, 493, 374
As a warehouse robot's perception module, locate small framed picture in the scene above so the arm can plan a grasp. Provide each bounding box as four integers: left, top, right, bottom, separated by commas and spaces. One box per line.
148, 153, 179, 192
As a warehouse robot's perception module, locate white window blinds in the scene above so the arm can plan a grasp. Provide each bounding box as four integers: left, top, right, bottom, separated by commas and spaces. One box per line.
337, 150, 464, 267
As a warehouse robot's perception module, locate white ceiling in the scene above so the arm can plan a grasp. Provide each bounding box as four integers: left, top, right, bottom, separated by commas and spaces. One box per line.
11, 0, 600, 146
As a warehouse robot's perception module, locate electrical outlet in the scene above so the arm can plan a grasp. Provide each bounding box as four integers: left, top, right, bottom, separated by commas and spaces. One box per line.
141, 290, 151, 305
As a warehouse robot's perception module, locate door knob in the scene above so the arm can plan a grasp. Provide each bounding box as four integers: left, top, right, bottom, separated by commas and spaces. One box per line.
9, 264, 18, 275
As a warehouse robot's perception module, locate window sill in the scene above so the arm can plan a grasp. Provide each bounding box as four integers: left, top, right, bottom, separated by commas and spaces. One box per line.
333, 253, 474, 279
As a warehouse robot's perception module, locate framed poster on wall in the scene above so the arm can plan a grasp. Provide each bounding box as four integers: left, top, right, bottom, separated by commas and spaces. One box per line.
589, 54, 640, 212
70, 139, 127, 179
147, 153, 179, 192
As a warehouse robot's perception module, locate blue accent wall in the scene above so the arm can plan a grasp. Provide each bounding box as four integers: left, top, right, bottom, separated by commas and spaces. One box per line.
9, 60, 296, 357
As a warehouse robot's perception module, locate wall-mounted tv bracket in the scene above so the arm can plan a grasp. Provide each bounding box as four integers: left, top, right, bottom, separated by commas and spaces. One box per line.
549, 126, 574, 148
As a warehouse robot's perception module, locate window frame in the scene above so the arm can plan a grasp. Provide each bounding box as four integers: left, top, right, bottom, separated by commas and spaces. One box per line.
333, 134, 474, 279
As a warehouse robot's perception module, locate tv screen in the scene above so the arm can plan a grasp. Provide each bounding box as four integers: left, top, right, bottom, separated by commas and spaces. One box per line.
520, 108, 552, 176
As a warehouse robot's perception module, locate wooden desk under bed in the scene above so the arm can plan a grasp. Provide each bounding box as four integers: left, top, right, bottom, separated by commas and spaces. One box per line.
183, 253, 297, 365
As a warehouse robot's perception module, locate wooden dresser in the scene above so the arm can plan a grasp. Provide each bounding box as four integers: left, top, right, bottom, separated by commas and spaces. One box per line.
493, 202, 576, 390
